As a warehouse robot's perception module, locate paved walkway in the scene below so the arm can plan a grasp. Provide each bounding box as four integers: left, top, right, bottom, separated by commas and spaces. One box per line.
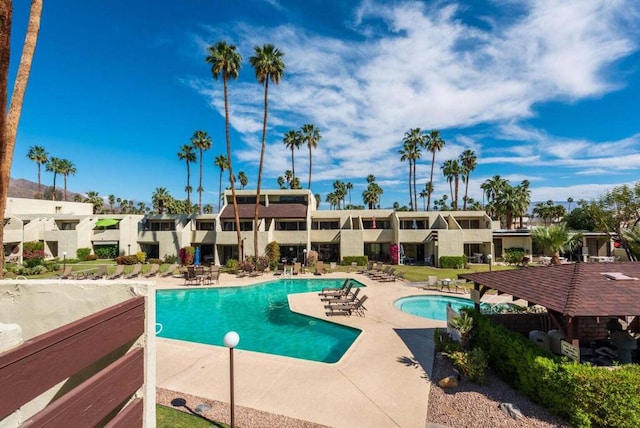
155, 271, 455, 428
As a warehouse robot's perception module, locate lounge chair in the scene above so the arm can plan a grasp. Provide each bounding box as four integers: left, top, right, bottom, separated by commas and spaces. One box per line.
314, 261, 325, 275
319, 278, 350, 294
142, 264, 160, 278
323, 287, 361, 306
160, 263, 178, 277
56, 266, 74, 279
357, 261, 374, 274
379, 271, 404, 282
106, 265, 125, 280
88, 265, 107, 280
319, 281, 353, 299
293, 262, 301, 275
320, 282, 355, 302
124, 263, 142, 279
326, 295, 368, 317
273, 263, 285, 276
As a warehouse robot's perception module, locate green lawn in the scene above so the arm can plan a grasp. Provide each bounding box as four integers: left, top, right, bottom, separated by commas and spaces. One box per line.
330, 262, 516, 282
156, 404, 228, 428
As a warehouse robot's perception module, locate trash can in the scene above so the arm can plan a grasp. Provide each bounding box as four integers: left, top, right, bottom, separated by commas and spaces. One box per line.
548, 329, 566, 354
529, 330, 550, 350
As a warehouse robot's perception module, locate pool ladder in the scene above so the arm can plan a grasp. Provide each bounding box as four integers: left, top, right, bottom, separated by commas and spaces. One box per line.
155, 323, 163, 335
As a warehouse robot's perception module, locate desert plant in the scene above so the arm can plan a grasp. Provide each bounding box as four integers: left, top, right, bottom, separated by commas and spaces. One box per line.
265, 241, 280, 269
450, 312, 474, 350
136, 251, 147, 264
447, 348, 489, 384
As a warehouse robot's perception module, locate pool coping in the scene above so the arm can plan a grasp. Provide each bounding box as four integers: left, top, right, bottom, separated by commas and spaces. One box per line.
154, 271, 458, 427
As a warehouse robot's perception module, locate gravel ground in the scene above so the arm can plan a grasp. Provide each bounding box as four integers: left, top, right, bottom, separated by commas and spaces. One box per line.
158, 353, 571, 428
427, 353, 571, 428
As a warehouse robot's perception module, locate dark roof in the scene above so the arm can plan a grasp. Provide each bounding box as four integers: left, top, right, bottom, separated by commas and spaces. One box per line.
220, 203, 307, 219
459, 262, 640, 318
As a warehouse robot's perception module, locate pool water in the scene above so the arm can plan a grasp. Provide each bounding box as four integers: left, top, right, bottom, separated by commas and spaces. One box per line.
394, 295, 477, 321
156, 278, 363, 363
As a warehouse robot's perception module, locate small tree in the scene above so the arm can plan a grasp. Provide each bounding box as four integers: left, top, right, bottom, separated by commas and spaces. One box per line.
532, 224, 582, 265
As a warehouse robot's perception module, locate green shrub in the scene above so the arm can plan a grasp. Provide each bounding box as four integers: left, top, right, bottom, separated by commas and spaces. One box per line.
447, 348, 489, 384
439, 255, 466, 269
342, 256, 368, 266
94, 245, 118, 259
164, 254, 178, 264
148, 258, 163, 264
225, 258, 239, 274
265, 241, 280, 270
503, 247, 525, 264
24, 257, 44, 269
76, 247, 92, 261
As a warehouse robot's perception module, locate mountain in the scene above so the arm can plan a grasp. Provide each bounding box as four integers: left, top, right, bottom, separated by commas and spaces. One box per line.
8, 177, 82, 201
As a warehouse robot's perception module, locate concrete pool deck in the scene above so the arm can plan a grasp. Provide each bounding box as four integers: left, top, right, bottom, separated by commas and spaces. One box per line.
154, 271, 461, 427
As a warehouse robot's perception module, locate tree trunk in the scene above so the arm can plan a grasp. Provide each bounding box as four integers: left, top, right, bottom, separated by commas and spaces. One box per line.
0, 0, 12, 278
198, 149, 203, 214
427, 152, 436, 211
254, 79, 269, 259
222, 75, 242, 259
307, 145, 312, 190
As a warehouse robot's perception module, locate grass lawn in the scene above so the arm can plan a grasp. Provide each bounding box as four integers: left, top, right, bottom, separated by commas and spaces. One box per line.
329, 262, 516, 282
156, 404, 228, 428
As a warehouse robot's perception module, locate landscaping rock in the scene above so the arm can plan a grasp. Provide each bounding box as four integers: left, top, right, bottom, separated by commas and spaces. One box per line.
498, 402, 524, 420
438, 375, 459, 388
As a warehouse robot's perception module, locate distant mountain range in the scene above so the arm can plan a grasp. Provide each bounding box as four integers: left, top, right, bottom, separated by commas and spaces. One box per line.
8, 177, 82, 201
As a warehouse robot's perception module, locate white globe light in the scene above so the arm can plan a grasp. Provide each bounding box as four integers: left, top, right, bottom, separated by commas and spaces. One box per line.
63, 251, 67, 256
223, 331, 240, 348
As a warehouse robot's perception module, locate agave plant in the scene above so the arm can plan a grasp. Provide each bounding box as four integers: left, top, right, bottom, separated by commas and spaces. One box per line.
450, 312, 474, 350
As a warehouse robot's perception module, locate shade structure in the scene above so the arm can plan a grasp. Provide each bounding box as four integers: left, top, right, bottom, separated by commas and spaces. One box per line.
194, 247, 201, 266
95, 218, 120, 228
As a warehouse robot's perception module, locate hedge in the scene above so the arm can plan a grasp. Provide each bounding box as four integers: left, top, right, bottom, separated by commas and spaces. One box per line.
342, 256, 368, 266
439, 255, 467, 269
469, 309, 640, 427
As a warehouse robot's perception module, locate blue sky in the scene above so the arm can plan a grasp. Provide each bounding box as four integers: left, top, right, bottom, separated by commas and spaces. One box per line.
9, 0, 640, 210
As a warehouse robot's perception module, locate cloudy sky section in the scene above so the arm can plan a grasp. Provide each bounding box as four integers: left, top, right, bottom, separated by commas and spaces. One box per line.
190, 0, 640, 205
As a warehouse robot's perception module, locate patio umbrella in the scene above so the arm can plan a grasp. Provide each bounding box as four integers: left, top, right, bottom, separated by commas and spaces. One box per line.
194, 247, 201, 266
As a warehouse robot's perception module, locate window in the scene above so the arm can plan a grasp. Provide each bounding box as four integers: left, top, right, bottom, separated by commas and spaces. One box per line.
458, 219, 480, 229
364, 220, 390, 229
150, 221, 175, 231
311, 221, 339, 230
57, 221, 78, 231
400, 219, 428, 229
222, 221, 253, 231
196, 221, 216, 231
276, 221, 306, 231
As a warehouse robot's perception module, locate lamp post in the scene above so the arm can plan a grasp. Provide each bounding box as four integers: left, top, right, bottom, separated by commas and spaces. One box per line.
486, 254, 492, 272
303, 249, 307, 267
223, 331, 240, 428
63, 251, 67, 271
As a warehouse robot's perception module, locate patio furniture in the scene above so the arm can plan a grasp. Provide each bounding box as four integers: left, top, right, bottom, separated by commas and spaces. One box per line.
323, 287, 361, 306
160, 263, 178, 277
124, 263, 142, 279
87, 265, 107, 280
106, 265, 125, 280
325, 295, 368, 317
319, 282, 353, 300
319, 279, 350, 295
142, 264, 160, 278
314, 261, 325, 275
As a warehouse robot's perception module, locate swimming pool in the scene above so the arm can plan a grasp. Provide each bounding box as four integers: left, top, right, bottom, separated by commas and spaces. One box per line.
394, 295, 476, 321
156, 278, 363, 363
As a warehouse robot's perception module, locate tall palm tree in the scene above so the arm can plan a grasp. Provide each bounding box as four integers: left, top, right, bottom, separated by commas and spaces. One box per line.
108, 194, 115, 213
567, 197, 574, 212
45, 157, 64, 201
237, 171, 248, 189
214, 154, 228, 212
425, 130, 445, 211
419, 186, 429, 211
441, 159, 456, 207
177, 144, 196, 207
1, 0, 42, 278
207, 40, 243, 257
300, 123, 321, 189
332, 180, 347, 209
84, 191, 103, 214
58, 158, 76, 201
346, 182, 353, 207
26, 145, 48, 198
459, 149, 477, 210
516, 180, 531, 228
251, 43, 285, 258
191, 130, 212, 214
402, 128, 424, 211
399, 138, 415, 210
481, 175, 508, 218
283, 130, 301, 181
277, 176, 286, 189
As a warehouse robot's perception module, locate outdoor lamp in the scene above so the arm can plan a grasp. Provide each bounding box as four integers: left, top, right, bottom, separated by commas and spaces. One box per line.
303, 249, 307, 266
224, 331, 240, 428
63, 251, 67, 271
486, 254, 493, 272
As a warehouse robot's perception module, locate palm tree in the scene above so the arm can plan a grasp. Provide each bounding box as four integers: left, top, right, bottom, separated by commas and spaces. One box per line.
346, 182, 353, 207
277, 176, 286, 189
58, 158, 76, 201
214, 154, 228, 212
532, 224, 582, 265
567, 197, 574, 212
152, 187, 171, 214
203, 204, 214, 214
250, 43, 285, 258
45, 157, 64, 201
237, 171, 248, 189
191, 130, 212, 214
362, 176, 384, 209
283, 130, 301, 181
425, 130, 445, 211
300, 123, 321, 189
84, 191, 103, 214
401, 128, 424, 211
108, 194, 115, 213
419, 186, 429, 211
516, 180, 531, 228
332, 180, 347, 209
441, 160, 456, 208
207, 40, 243, 257
0, 0, 42, 278
177, 144, 196, 207
459, 149, 477, 210
481, 175, 508, 218
26, 145, 48, 198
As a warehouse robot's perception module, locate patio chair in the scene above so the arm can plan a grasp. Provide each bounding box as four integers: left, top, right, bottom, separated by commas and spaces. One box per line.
183, 267, 199, 286
124, 263, 142, 279
419, 276, 439, 290
320, 282, 355, 302
379, 271, 404, 282
357, 261, 374, 274
88, 265, 107, 280
273, 263, 285, 276
323, 287, 361, 306
106, 265, 125, 280
319, 278, 350, 294
325, 295, 368, 317
314, 261, 325, 275
142, 264, 160, 278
